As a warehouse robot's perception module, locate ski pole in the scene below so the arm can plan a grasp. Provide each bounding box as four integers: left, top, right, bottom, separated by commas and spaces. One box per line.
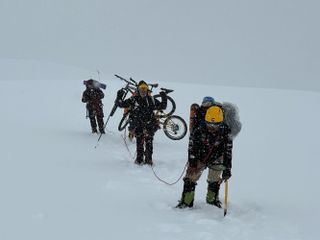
224, 180, 228, 216
95, 102, 118, 148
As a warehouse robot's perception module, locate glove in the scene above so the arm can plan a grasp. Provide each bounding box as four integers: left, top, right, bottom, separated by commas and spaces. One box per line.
117, 89, 125, 99
222, 169, 232, 180
159, 91, 167, 98
188, 154, 197, 168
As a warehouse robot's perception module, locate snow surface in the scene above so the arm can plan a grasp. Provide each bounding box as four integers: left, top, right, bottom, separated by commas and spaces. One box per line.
0, 61, 319, 240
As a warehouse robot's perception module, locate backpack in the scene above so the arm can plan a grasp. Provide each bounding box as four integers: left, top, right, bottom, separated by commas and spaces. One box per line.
189, 102, 242, 139
83, 79, 106, 90
221, 102, 242, 139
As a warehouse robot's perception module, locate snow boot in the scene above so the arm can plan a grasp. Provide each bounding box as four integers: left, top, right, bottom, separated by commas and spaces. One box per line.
144, 158, 153, 166
134, 155, 143, 165
176, 178, 196, 208
92, 128, 98, 134
135, 150, 144, 165
144, 147, 153, 166
206, 181, 222, 208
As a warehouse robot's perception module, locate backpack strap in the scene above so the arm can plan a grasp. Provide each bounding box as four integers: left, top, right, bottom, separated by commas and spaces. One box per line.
189, 103, 200, 133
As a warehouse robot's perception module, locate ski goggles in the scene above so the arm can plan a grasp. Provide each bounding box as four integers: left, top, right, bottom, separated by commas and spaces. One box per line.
205, 121, 222, 129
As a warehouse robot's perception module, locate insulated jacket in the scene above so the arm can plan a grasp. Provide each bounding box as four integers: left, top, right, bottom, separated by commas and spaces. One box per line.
188, 121, 233, 170
117, 93, 167, 134
82, 87, 104, 115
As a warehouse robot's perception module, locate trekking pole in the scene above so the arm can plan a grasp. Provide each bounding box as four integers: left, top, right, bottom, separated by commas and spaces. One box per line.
94, 101, 118, 148
97, 70, 101, 82
224, 180, 229, 216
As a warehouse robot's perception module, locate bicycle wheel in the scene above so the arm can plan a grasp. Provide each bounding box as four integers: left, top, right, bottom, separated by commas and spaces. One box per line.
163, 115, 187, 140
153, 94, 176, 117
118, 112, 130, 131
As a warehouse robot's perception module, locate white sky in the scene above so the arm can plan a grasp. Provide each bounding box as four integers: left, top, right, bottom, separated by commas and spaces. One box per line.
0, 0, 319, 91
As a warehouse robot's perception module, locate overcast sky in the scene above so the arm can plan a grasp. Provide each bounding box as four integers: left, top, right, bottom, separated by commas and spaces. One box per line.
1, 0, 319, 91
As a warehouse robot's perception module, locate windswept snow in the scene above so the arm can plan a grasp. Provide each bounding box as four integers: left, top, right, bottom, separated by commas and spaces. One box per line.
0, 62, 319, 240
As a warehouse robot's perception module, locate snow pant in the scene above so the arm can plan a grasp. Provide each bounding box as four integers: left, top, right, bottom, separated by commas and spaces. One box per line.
135, 132, 154, 164
184, 162, 223, 183
177, 158, 224, 208
87, 107, 104, 132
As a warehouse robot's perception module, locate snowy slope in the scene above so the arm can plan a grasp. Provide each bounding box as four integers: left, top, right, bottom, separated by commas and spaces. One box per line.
0, 62, 319, 240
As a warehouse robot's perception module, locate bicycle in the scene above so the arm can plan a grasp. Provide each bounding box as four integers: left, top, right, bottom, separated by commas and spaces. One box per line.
115, 75, 187, 140
115, 74, 176, 117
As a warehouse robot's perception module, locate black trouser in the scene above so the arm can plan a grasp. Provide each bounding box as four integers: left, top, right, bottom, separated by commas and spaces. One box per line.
136, 131, 154, 162
88, 107, 104, 131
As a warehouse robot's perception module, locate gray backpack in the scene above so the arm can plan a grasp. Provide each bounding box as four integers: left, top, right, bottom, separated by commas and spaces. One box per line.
221, 102, 242, 139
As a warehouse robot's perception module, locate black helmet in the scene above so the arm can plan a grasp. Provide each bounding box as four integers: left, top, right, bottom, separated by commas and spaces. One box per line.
138, 80, 147, 86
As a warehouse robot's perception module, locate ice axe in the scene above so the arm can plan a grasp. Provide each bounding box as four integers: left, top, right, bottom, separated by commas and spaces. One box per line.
224, 180, 228, 216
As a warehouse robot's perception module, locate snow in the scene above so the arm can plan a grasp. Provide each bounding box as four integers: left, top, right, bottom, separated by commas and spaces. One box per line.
0, 61, 319, 240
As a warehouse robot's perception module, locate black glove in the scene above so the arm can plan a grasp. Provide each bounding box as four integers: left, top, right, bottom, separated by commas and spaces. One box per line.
117, 89, 125, 99
159, 91, 167, 98
222, 169, 232, 180
188, 154, 197, 168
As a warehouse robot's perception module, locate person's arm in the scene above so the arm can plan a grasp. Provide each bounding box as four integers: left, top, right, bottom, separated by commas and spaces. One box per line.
116, 92, 135, 108
222, 128, 233, 179
154, 91, 167, 110
82, 90, 89, 103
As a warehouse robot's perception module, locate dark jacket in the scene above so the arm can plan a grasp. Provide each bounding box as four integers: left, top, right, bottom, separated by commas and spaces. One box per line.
82, 87, 104, 115
117, 93, 167, 134
188, 121, 233, 170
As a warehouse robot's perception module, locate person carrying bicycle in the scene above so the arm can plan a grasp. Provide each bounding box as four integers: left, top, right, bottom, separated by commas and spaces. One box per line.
116, 81, 167, 165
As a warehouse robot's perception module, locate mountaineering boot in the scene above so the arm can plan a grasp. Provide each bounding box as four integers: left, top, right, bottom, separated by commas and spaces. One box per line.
134, 154, 143, 165
135, 150, 143, 165
206, 181, 222, 208
144, 158, 153, 166
176, 178, 196, 208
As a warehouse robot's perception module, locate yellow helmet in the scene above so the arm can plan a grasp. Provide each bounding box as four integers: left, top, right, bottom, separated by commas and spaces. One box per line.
138, 83, 148, 91
205, 106, 224, 123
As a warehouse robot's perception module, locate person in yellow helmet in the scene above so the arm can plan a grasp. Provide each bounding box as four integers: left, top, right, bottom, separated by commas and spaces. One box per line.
116, 81, 167, 165
176, 104, 233, 209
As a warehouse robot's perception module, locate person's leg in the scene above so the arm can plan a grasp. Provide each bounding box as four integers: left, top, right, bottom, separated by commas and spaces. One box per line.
206, 168, 223, 208
88, 109, 97, 133
97, 115, 105, 134
135, 132, 144, 164
144, 132, 154, 165
176, 162, 206, 208
176, 178, 197, 208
